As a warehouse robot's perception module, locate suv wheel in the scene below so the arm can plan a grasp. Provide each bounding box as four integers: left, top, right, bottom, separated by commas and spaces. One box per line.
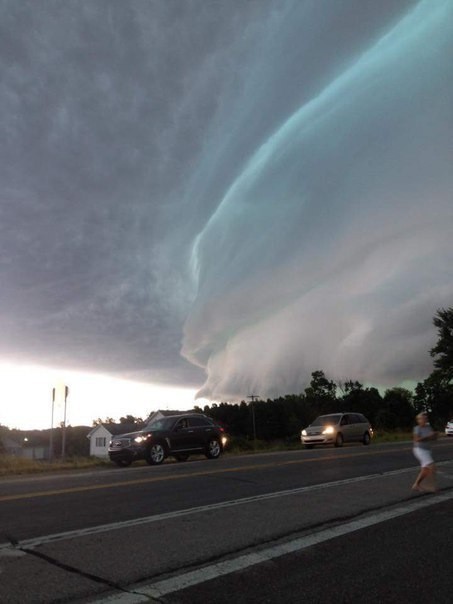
146, 443, 166, 465
362, 432, 371, 445
205, 438, 221, 459
334, 433, 344, 448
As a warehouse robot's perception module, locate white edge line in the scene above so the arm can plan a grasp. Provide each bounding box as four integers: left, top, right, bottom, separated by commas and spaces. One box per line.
126, 492, 453, 602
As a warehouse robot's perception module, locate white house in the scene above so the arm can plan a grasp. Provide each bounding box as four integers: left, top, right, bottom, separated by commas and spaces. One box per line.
86, 410, 178, 458
87, 424, 119, 458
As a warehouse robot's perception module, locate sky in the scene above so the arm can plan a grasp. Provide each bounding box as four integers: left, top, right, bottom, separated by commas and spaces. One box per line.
1, 0, 452, 430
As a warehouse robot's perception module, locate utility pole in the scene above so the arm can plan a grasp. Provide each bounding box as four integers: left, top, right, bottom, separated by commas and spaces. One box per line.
50, 383, 69, 461
61, 386, 69, 460
49, 388, 55, 462
247, 394, 259, 443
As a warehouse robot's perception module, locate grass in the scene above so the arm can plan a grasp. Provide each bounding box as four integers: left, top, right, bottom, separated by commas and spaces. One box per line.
0, 455, 110, 477
372, 430, 412, 443
0, 431, 415, 476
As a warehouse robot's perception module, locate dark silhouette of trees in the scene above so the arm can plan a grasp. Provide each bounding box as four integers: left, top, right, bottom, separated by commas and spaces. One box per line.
430, 307, 453, 383
412, 306, 453, 427
339, 382, 382, 427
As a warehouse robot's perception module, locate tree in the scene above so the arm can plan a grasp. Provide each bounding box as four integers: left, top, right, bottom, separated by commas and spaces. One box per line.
338, 380, 363, 396
304, 370, 337, 401
119, 415, 143, 424
92, 417, 116, 426
340, 383, 382, 426
414, 373, 453, 427
381, 387, 414, 429
430, 307, 453, 383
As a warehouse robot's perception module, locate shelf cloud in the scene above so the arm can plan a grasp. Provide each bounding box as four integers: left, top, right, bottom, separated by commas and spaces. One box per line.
1, 0, 451, 404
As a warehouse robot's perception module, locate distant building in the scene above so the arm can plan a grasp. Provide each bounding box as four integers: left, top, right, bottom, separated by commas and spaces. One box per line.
0, 435, 23, 456
22, 445, 49, 460
0, 435, 49, 459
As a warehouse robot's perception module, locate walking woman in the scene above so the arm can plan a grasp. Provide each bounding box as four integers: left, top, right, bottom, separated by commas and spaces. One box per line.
412, 411, 438, 492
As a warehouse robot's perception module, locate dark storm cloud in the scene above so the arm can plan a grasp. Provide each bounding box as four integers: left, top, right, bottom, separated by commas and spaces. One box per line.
0, 1, 451, 398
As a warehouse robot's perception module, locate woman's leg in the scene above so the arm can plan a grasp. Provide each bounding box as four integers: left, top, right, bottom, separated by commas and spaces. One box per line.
412, 464, 437, 491
412, 466, 429, 490
424, 463, 437, 492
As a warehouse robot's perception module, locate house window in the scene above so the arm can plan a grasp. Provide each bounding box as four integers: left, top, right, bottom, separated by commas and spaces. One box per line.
95, 437, 106, 447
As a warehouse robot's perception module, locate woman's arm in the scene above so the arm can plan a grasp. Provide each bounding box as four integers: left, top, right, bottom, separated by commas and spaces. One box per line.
414, 428, 438, 442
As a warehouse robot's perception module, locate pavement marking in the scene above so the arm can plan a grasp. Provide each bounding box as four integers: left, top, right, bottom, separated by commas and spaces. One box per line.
1, 461, 452, 555
0, 445, 416, 502
94, 490, 453, 603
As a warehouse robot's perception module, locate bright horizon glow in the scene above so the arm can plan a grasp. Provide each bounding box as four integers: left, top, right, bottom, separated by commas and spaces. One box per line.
0, 363, 201, 431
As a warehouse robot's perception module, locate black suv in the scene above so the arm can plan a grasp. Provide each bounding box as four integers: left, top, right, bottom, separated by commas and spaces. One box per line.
108, 413, 227, 467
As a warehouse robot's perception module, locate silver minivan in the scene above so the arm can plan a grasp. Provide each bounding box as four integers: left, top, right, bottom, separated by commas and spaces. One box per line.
301, 412, 373, 449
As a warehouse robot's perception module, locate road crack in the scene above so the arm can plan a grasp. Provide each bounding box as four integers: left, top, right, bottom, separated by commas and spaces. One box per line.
2, 534, 165, 601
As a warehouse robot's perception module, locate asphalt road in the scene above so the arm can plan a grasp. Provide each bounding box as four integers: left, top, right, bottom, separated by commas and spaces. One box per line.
1, 439, 453, 603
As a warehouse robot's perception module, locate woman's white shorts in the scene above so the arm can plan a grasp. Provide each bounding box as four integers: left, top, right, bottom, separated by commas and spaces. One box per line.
413, 447, 434, 468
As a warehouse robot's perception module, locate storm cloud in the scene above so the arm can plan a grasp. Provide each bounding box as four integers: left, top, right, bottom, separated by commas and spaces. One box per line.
1, 0, 452, 403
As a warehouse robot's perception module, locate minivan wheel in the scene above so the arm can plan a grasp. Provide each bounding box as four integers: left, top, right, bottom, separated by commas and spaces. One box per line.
146, 443, 166, 465
363, 432, 371, 445
206, 439, 221, 459
334, 433, 344, 447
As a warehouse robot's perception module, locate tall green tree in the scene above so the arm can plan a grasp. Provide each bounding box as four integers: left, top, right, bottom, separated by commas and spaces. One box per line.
304, 370, 337, 401
380, 387, 414, 429
414, 373, 453, 426
340, 382, 382, 426
430, 307, 453, 383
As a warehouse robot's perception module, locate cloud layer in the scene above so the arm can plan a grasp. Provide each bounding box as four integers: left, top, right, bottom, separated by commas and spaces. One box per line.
0, 1, 451, 403
181, 0, 453, 398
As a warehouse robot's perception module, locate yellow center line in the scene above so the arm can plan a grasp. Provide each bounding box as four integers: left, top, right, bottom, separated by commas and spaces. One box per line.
0, 445, 420, 503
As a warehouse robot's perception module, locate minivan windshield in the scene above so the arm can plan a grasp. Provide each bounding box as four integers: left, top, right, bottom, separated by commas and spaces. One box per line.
311, 414, 342, 426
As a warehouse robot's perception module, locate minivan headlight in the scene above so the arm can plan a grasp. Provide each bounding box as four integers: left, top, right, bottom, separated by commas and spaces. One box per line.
322, 426, 334, 434
301, 429, 307, 436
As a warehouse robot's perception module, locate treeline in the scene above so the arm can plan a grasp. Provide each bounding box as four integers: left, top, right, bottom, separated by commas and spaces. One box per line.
0, 425, 91, 457
197, 369, 452, 442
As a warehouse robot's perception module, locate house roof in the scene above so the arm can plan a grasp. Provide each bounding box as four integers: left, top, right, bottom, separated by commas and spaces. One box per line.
145, 409, 187, 422
108, 422, 144, 435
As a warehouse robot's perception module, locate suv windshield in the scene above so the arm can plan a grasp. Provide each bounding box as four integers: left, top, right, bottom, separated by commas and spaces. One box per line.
148, 417, 175, 431
311, 414, 342, 426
